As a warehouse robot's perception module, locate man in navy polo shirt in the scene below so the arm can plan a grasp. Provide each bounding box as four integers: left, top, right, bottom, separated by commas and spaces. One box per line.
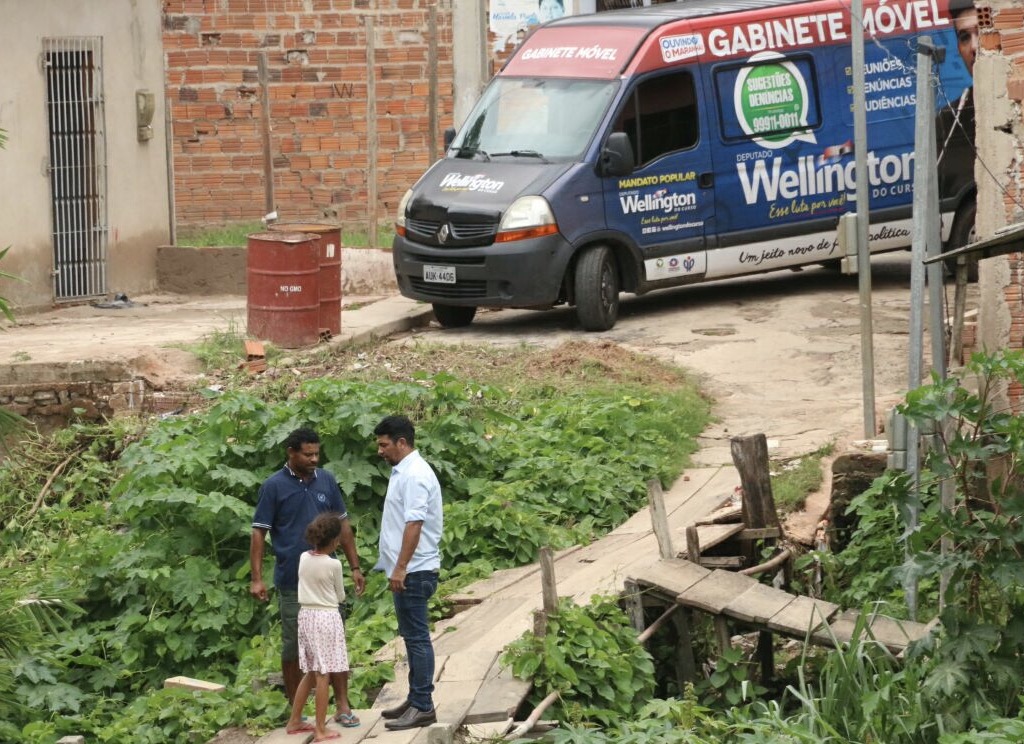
250, 427, 366, 724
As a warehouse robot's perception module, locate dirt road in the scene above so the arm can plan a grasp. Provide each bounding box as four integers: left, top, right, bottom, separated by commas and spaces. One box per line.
3, 256, 971, 467
404, 254, 969, 466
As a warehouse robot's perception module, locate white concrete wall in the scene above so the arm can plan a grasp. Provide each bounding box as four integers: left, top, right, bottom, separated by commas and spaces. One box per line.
0, 0, 169, 312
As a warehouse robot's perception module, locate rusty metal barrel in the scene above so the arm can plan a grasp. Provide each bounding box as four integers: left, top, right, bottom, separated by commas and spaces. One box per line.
246, 232, 320, 348
269, 222, 342, 337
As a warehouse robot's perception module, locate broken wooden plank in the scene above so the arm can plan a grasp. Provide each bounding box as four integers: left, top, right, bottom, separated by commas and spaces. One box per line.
648, 479, 675, 559
693, 522, 746, 552
433, 599, 532, 655
723, 582, 795, 625
697, 556, 746, 569
163, 676, 225, 692
736, 527, 782, 541
695, 503, 743, 526
628, 558, 711, 598
677, 570, 758, 614
767, 595, 839, 636
817, 610, 930, 652
463, 657, 532, 724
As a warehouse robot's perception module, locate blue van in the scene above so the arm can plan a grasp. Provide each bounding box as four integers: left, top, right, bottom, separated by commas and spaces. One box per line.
393, 0, 976, 330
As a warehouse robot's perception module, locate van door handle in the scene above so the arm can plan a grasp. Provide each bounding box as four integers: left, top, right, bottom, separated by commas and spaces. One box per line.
699, 172, 714, 188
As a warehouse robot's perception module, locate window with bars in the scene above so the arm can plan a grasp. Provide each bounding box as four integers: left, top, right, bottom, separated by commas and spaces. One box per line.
44, 37, 108, 301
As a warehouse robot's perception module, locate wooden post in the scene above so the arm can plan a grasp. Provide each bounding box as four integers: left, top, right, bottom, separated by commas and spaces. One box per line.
730, 434, 780, 528
622, 579, 645, 633
427, 3, 439, 164
539, 546, 558, 616
685, 525, 701, 565
532, 608, 547, 638
713, 615, 731, 654
257, 53, 274, 216
647, 479, 674, 559
365, 18, 378, 248
756, 630, 774, 685
670, 609, 698, 684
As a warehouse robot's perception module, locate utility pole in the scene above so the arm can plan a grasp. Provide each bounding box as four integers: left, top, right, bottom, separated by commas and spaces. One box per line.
905, 36, 943, 620
851, 0, 876, 438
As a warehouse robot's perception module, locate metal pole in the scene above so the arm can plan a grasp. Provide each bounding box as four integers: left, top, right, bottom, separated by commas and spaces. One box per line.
905, 36, 940, 620
919, 39, 953, 610
258, 53, 275, 218
852, 0, 876, 438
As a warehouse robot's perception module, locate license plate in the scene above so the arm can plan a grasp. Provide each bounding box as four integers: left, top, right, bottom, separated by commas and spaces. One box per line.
423, 264, 456, 284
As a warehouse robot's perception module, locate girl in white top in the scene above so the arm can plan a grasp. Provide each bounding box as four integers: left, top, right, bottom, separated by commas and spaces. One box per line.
284, 512, 351, 742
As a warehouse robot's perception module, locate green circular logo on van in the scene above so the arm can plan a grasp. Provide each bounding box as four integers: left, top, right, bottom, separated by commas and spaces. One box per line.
737, 63, 805, 143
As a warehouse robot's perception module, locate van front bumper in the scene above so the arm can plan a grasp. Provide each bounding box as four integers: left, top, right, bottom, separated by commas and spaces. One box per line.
392, 233, 573, 308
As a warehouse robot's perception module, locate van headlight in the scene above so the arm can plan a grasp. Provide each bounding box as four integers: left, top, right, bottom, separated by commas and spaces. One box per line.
395, 189, 413, 237
495, 196, 559, 243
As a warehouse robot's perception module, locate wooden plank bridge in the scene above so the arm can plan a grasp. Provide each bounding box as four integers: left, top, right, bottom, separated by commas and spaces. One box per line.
257, 435, 931, 742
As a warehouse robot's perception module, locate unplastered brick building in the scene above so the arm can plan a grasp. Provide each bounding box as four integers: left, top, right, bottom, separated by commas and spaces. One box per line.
163, 0, 455, 231
975, 1, 1024, 409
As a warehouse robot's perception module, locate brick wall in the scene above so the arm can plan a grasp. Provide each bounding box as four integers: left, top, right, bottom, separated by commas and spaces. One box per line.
164, 0, 454, 230
980, 2, 1024, 410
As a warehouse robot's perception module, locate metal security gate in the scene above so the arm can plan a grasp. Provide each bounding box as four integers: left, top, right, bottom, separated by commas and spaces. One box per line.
44, 37, 108, 302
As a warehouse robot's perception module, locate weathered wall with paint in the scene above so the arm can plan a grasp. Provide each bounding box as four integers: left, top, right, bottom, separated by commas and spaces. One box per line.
0, 0, 170, 311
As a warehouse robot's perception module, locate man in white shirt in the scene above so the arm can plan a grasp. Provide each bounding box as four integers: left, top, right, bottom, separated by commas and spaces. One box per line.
373, 415, 443, 730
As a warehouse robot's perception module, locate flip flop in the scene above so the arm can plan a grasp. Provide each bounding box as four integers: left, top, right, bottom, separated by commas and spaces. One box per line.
334, 711, 360, 727
286, 721, 316, 734
314, 734, 341, 742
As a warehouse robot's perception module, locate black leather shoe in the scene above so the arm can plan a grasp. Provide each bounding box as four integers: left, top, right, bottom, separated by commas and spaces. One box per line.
384, 705, 436, 730
380, 700, 411, 720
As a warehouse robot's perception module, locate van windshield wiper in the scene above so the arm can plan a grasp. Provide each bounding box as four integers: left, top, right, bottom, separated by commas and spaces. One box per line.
452, 146, 490, 161
491, 149, 548, 161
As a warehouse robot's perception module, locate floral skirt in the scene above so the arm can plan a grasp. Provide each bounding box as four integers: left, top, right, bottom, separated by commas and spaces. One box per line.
297, 607, 350, 675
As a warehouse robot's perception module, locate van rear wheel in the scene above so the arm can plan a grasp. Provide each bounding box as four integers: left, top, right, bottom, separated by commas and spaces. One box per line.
575, 245, 620, 332
432, 303, 476, 328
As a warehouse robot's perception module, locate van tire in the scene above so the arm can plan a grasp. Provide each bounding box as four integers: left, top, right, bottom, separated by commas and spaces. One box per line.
575, 245, 620, 331
432, 303, 476, 328
944, 200, 977, 282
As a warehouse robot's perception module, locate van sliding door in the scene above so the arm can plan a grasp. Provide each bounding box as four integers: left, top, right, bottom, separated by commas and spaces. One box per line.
602, 67, 713, 283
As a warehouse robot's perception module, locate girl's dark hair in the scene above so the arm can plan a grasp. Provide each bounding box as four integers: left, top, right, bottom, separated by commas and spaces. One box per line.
305, 512, 343, 550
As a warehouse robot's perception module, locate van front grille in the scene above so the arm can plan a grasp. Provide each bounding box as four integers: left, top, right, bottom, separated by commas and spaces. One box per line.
406, 218, 497, 246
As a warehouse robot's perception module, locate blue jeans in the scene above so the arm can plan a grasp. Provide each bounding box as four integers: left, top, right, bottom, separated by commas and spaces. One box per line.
393, 570, 438, 711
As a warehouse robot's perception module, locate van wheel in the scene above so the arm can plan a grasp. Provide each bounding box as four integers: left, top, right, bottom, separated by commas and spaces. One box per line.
432, 304, 476, 328
944, 200, 977, 282
575, 245, 620, 332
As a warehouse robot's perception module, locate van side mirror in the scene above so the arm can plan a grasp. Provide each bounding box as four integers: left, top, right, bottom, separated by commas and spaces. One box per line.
443, 127, 457, 150
600, 132, 635, 177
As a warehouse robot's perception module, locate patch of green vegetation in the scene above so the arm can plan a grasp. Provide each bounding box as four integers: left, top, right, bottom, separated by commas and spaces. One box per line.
770, 442, 834, 514
175, 222, 394, 249
176, 221, 264, 247
0, 342, 709, 741
172, 320, 280, 373
342, 225, 395, 249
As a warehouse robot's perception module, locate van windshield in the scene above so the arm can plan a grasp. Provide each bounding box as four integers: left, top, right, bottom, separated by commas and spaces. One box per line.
450, 77, 620, 163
